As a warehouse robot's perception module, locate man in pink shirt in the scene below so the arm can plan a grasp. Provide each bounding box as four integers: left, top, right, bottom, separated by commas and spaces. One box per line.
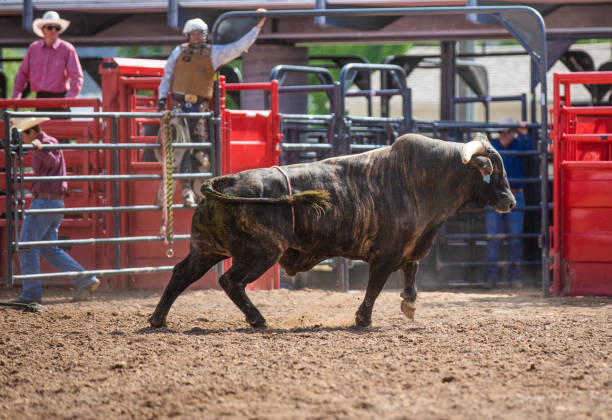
9, 117, 99, 304
12, 11, 83, 99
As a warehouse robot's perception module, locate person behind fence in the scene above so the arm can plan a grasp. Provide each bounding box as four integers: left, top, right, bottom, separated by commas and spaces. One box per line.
9, 118, 99, 304
156, 9, 267, 206
484, 116, 533, 289
11, 11, 83, 100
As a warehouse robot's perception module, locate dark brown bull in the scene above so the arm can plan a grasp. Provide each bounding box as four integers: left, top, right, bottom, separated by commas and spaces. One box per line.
149, 133, 515, 329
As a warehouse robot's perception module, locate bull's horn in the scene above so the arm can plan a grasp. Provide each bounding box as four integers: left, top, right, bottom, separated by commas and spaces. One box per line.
461, 140, 486, 164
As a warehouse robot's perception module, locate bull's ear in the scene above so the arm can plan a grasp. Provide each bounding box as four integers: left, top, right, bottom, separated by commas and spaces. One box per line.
471, 155, 493, 177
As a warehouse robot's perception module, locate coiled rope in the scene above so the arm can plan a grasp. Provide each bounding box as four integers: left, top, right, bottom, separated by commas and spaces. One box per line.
160, 112, 176, 258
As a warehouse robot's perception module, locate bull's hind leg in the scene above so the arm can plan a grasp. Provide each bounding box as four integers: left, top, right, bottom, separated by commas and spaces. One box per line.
149, 253, 224, 327
355, 259, 397, 327
218, 254, 279, 329
400, 262, 418, 320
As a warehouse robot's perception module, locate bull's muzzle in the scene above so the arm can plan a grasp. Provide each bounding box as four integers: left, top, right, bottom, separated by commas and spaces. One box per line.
494, 193, 516, 213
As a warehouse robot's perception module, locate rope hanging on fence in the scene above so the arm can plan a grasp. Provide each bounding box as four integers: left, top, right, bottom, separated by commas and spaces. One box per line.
160, 112, 175, 258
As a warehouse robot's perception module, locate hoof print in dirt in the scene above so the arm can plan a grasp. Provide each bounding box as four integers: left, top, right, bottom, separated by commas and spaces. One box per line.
401, 300, 416, 320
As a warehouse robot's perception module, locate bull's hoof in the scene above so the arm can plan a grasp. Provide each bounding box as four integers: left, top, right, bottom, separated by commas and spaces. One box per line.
251, 321, 269, 330
247, 314, 269, 330
401, 300, 416, 320
354, 314, 372, 328
148, 314, 167, 328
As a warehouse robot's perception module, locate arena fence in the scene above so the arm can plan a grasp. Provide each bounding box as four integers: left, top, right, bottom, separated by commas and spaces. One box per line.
2, 109, 212, 288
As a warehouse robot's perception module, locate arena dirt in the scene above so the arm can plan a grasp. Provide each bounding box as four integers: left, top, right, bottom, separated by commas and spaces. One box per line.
0, 286, 610, 419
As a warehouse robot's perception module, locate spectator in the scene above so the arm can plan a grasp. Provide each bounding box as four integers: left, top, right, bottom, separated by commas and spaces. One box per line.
157, 9, 267, 205
484, 116, 533, 289
12, 11, 83, 100
9, 117, 99, 304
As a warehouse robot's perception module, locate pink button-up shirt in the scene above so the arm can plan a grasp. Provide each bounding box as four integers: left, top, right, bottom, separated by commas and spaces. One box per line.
31, 131, 68, 195
12, 38, 83, 99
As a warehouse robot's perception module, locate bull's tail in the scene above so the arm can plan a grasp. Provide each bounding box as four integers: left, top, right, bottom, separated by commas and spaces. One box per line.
201, 181, 331, 214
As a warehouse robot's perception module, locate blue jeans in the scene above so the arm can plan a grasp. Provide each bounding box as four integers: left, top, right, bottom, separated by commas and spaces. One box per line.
18, 198, 97, 301
484, 191, 525, 284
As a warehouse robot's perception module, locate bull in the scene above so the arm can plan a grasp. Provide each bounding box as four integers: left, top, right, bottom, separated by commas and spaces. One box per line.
149, 133, 515, 329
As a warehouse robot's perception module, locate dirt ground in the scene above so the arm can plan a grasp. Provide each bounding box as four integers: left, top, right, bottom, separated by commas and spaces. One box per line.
0, 285, 610, 420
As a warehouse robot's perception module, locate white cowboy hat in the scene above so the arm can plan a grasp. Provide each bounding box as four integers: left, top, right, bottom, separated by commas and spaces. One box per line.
11, 117, 50, 132
32, 11, 70, 38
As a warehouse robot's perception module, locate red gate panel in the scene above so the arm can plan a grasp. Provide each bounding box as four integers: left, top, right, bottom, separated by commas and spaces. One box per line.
551, 72, 612, 296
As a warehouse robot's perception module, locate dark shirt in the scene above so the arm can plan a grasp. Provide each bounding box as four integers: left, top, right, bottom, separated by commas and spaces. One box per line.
490, 133, 533, 189
31, 131, 67, 195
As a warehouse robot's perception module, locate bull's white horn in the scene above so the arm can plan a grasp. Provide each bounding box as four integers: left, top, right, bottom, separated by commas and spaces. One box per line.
461, 140, 486, 164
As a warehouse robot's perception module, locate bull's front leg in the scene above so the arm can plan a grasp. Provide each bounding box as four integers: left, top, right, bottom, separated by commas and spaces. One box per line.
400, 261, 418, 320
149, 253, 223, 328
355, 260, 396, 327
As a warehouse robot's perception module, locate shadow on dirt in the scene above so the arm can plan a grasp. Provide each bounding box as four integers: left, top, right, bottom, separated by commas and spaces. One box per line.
135, 324, 384, 336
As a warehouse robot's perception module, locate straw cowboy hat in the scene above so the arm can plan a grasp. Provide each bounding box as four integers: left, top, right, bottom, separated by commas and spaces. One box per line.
11, 117, 50, 132
32, 11, 70, 38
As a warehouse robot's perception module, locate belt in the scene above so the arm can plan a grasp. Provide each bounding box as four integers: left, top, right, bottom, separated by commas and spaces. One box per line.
34, 192, 64, 200
511, 188, 523, 194
172, 92, 208, 104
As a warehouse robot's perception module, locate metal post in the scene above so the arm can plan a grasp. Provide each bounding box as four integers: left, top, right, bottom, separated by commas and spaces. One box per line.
538, 57, 550, 296
440, 41, 456, 123
3, 111, 13, 286
213, 77, 222, 177
521, 93, 527, 122
111, 118, 121, 270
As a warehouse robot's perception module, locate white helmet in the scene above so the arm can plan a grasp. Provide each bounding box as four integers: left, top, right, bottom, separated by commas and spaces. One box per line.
183, 18, 208, 36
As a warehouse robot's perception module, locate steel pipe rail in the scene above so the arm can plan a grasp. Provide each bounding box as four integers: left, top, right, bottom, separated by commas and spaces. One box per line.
12, 266, 177, 281
4, 110, 211, 119
348, 116, 404, 124
18, 142, 212, 151
22, 204, 196, 215
24, 173, 213, 182
18, 234, 191, 249
278, 85, 335, 93
282, 143, 333, 151
281, 114, 334, 121
445, 233, 541, 240
439, 260, 541, 267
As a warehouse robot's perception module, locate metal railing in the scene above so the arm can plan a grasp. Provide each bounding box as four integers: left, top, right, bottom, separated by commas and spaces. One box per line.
2, 109, 216, 287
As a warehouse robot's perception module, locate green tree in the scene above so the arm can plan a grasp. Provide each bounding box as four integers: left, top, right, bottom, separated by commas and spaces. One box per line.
3, 48, 27, 98
306, 43, 412, 114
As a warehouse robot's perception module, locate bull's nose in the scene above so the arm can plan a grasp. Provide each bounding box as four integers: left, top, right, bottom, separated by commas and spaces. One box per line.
496, 194, 516, 213
509, 195, 516, 209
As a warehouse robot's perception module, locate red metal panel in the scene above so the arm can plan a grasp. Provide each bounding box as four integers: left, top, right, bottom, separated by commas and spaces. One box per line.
563, 208, 612, 232
551, 72, 612, 296
563, 180, 612, 207
563, 233, 612, 261
562, 262, 612, 296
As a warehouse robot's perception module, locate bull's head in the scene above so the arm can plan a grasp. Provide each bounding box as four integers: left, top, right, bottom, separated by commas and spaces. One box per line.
461, 133, 516, 213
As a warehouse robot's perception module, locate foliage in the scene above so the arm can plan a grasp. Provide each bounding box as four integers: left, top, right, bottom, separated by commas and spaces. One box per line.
305, 43, 412, 114
3, 48, 27, 98
117, 46, 163, 58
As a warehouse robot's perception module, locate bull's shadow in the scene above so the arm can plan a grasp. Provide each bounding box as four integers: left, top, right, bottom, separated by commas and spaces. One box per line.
136, 325, 383, 336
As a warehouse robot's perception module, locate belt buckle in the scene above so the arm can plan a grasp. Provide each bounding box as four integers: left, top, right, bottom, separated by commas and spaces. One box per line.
184, 94, 198, 104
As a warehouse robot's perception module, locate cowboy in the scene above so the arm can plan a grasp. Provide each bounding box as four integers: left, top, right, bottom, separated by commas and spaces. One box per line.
483, 116, 533, 289
9, 117, 99, 304
12, 11, 83, 100
157, 9, 267, 205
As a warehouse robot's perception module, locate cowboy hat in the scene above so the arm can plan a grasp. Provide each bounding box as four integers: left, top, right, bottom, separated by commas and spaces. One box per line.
32, 11, 70, 38
497, 116, 517, 132
11, 117, 50, 132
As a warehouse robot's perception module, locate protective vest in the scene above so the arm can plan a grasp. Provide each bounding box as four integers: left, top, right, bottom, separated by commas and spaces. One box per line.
171, 43, 215, 99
